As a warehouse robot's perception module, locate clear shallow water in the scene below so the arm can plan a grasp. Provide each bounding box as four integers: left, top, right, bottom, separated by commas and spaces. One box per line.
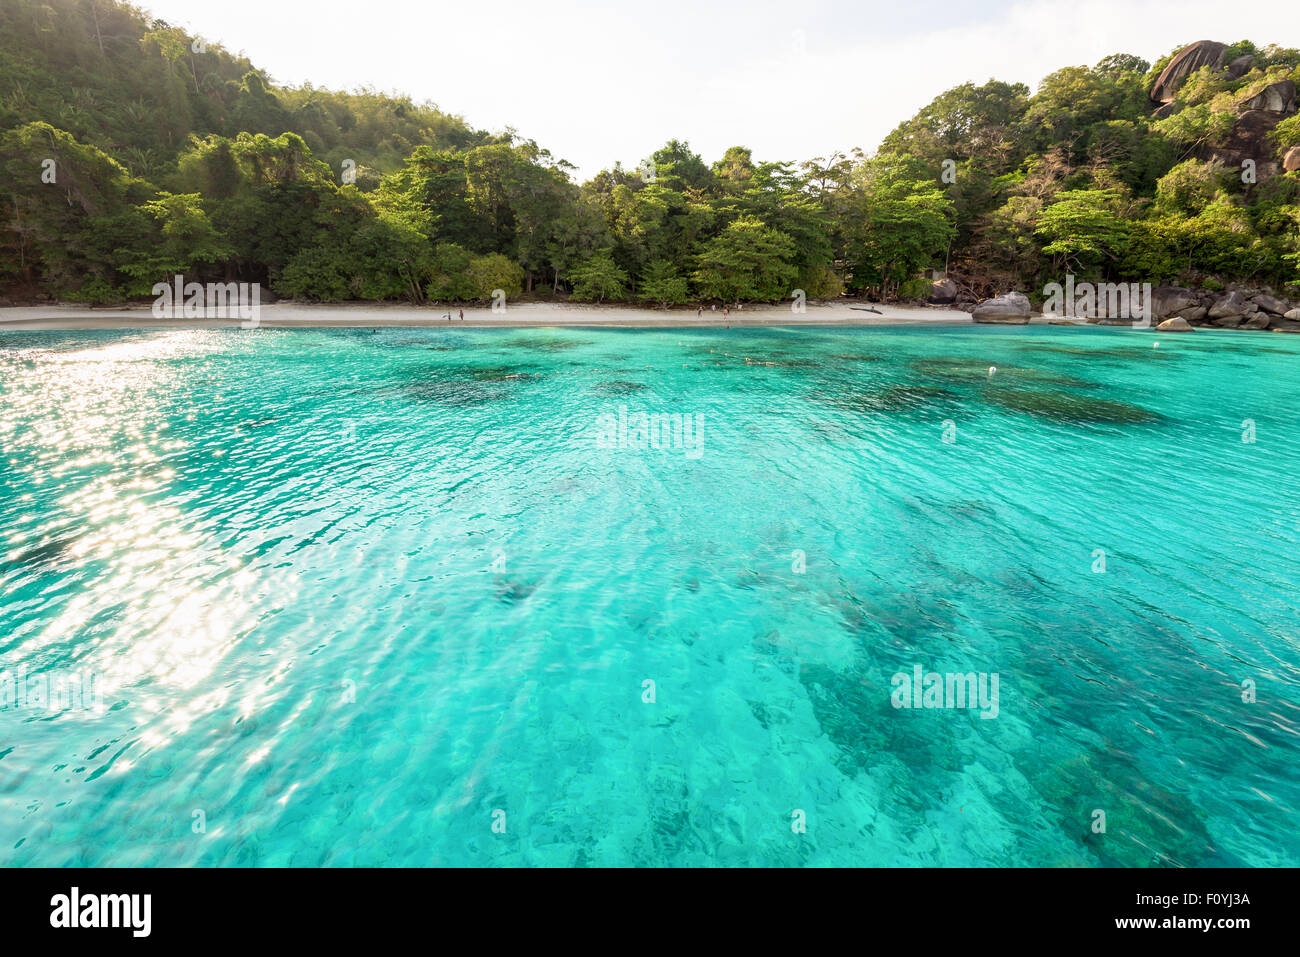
0, 323, 1297, 867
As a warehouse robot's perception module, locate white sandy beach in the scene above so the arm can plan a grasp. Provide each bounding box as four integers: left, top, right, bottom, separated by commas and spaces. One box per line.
0, 300, 981, 330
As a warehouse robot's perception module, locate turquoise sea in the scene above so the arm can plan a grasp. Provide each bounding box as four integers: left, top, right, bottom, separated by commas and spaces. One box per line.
1, 323, 1297, 867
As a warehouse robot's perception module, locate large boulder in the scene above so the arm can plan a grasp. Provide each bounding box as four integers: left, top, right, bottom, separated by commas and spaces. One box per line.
1285, 147, 1300, 172
972, 291, 1031, 323
1240, 313, 1272, 330
1152, 285, 1198, 319
1178, 305, 1209, 323
1208, 291, 1251, 319
1212, 315, 1244, 328
1241, 80, 1296, 114
1207, 81, 1298, 176
1226, 54, 1256, 79
927, 278, 958, 305
1149, 40, 1228, 105
1156, 317, 1194, 332
1287, 308, 1300, 320
1211, 110, 1289, 174
1252, 294, 1290, 315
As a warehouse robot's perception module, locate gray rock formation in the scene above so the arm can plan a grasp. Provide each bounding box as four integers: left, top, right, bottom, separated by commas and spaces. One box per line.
1149, 41, 1227, 105
1208, 291, 1251, 319
972, 291, 1031, 323
1156, 317, 1194, 331
1151, 44, 1297, 181
1252, 294, 1290, 315
1241, 80, 1296, 113
927, 278, 958, 305
1227, 55, 1256, 79
1152, 285, 1198, 318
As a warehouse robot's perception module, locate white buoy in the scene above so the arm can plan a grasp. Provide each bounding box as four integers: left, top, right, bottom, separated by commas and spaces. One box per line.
988, 366, 997, 376
1153, 341, 1160, 349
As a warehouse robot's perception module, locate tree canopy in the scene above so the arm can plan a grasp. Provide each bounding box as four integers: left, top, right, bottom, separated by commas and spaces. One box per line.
2, 1, 1299, 305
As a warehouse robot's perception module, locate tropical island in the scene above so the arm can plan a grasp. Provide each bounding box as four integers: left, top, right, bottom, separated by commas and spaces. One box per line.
5, 2, 1300, 878
2, 0, 1300, 330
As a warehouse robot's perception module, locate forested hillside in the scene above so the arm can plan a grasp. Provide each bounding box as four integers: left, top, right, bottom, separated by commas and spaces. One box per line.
2, 0, 1299, 306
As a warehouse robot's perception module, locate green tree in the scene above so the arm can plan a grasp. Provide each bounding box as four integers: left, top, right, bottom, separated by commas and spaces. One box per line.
692, 217, 798, 301
842, 164, 955, 296
466, 252, 523, 300
638, 259, 688, 307
1035, 189, 1129, 275
117, 191, 231, 291
570, 250, 629, 302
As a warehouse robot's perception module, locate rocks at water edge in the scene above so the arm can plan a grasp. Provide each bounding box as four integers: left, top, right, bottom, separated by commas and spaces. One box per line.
1152, 285, 1198, 319
1286, 147, 1300, 172
1287, 309, 1300, 320
1208, 291, 1253, 319
971, 291, 1031, 323
1253, 294, 1290, 315
1156, 317, 1195, 332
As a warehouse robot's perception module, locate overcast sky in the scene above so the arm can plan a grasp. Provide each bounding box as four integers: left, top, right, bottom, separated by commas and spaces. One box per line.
139, 0, 1300, 180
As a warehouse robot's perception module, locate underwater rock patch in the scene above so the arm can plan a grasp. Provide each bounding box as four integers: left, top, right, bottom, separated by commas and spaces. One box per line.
985, 387, 1162, 424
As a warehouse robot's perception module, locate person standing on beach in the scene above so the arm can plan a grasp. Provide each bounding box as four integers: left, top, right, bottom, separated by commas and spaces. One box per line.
723, 307, 729, 320
697, 306, 702, 318
459, 309, 464, 321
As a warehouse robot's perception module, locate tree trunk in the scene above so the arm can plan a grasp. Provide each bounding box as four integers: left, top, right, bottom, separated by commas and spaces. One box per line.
90, 2, 105, 55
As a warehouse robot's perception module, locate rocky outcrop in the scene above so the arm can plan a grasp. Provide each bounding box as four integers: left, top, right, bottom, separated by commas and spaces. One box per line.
927, 278, 958, 305
1241, 79, 1296, 113
1149, 40, 1227, 105
1156, 317, 1194, 331
972, 291, 1031, 323
1212, 110, 1290, 176
1284, 146, 1300, 172
1141, 285, 1298, 332
1227, 55, 1256, 79
1152, 285, 1198, 319
1208, 291, 1252, 319
1253, 294, 1290, 315
1149, 43, 1297, 181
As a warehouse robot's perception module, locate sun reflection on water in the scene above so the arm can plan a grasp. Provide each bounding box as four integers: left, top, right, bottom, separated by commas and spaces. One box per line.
2, 332, 289, 732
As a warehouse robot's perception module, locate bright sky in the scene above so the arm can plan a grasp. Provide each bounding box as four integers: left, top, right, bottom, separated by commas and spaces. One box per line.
140, 0, 1300, 180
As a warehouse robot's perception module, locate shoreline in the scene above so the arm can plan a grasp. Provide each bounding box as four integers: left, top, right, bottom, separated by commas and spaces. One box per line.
0, 301, 991, 330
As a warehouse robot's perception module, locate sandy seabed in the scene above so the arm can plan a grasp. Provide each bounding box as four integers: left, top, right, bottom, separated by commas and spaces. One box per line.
0, 300, 979, 330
